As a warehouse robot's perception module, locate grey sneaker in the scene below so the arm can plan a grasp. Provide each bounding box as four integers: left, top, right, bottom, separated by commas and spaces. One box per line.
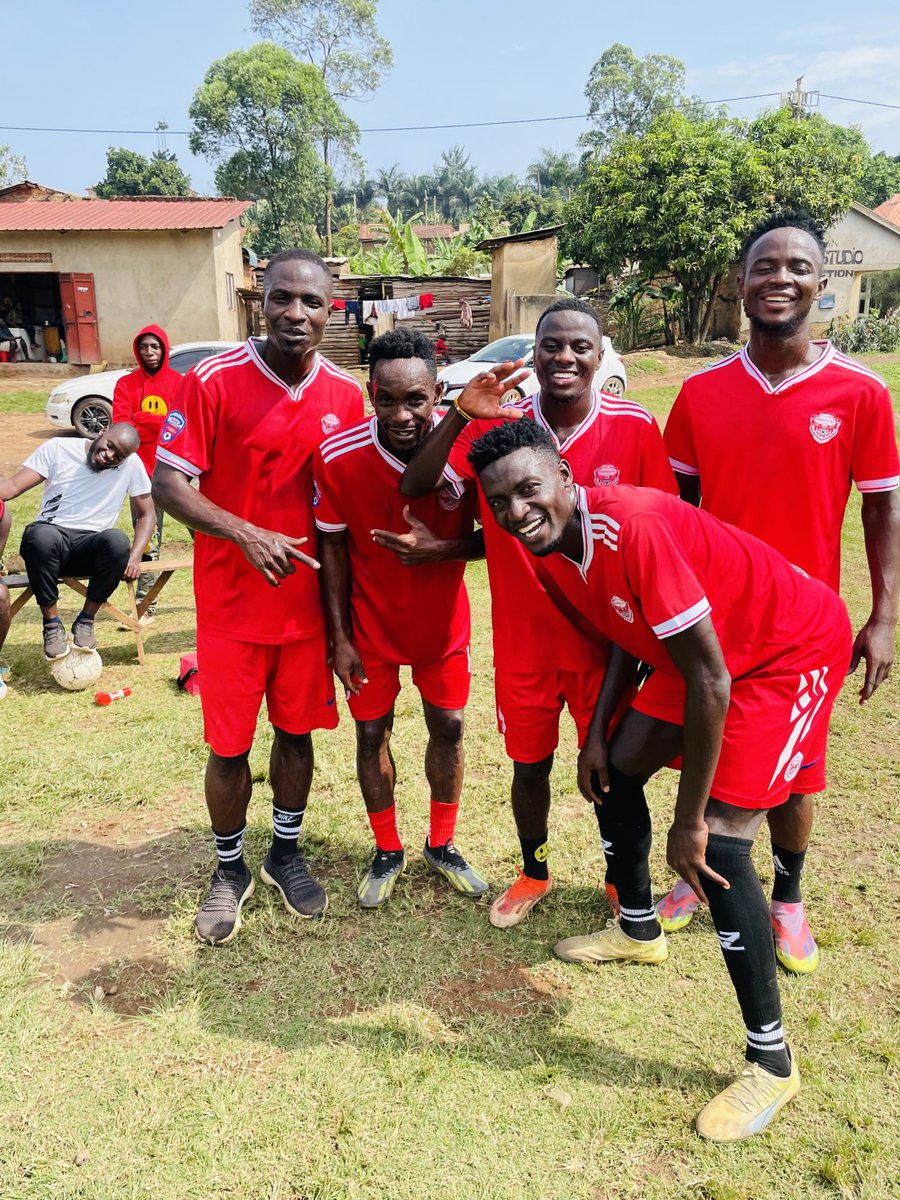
357, 848, 406, 908
261, 850, 328, 918
43, 621, 69, 660
71, 617, 97, 649
423, 840, 489, 897
195, 865, 255, 946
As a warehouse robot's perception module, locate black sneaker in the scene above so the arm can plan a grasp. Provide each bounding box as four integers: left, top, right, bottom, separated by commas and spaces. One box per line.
71, 617, 97, 650
195, 865, 255, 946
357, 848, 406, 908
423, 840, 489, 897
261, 850, 328, 918
43, 621, 69, 660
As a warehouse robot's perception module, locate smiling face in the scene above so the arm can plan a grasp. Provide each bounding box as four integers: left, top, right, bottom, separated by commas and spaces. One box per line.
263, 259, 333, 360
739, 227, 827, 337
368, 357, 441, 456
87, 425, 138, 472
478, 447, 575, 557
533, 310, 602, 405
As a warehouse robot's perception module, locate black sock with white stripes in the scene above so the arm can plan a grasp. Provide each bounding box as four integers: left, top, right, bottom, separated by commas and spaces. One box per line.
213, 824, 247, 874
704, 831, 791, 1077
597, 763, 660, 941
271, 805, 305, 862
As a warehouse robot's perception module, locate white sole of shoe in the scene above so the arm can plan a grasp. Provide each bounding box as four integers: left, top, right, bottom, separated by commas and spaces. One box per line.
195, 876, 255, 947
260, 863, 328, 919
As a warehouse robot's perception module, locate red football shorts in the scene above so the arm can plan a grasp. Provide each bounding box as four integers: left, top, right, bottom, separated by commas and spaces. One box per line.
196, 629, 338, 757
346, 645, 471, 721
495, 666, 606, 763
632, 628, 852, 809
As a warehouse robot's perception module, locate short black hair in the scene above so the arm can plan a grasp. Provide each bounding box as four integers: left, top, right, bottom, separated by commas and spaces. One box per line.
368, 328, 437, 380
742, 210, 827, 262
264, 248, 332, 293
535, 296, 603, 339
468, 417, 560, 476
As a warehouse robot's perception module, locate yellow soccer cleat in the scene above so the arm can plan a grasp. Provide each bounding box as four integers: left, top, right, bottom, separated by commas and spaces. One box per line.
695, 1054, 800, 1143
554, 918, 668, 965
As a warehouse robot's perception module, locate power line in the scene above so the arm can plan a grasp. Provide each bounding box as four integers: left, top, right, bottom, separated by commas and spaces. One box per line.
1, 90, 898, 137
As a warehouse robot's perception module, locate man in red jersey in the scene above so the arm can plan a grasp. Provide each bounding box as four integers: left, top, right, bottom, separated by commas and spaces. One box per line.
657, 211, 900, 973
114, 325, 184, 623
153, 250, 364, 945
469, 418, 851, 1142
402, 298, 676, 928
315, 329, 488, 907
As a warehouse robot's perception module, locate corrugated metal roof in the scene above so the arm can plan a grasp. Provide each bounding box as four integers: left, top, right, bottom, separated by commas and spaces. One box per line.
0, 198, 252, 231
874, 193, 900, 228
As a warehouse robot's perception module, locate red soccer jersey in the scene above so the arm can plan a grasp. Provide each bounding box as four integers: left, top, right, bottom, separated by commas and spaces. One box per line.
537, 485, 846, 682
314, 414, 477, 665
664, 342, 900, 590
156, 340, 364, 643
447, 390, 677, 671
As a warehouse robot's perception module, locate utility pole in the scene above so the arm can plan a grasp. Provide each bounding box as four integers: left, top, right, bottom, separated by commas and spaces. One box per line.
154, 121, 169, 155
780, 77, 820, 120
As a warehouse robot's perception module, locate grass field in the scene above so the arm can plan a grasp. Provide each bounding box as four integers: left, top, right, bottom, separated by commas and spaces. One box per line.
0, 359, 898, 1200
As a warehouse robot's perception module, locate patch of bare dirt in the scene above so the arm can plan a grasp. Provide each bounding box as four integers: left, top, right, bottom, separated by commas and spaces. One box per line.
0, 412, 72, 476
424, 954, 568, 1021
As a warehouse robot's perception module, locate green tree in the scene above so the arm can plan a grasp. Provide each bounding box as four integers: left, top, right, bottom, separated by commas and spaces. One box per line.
580, 43, 706, 153
500, 190, 565, 231
0, 145, 26, 188
857, 151, 900, 209
566, 110, 768, 343
189, 43, 352, 255
94, 147, 191, 198
526, 148, 579, 197
249, 0, 393, 254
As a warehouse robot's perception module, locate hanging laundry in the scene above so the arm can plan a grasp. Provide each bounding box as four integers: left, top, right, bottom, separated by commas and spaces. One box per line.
406, 295, 421, 312
395, 297, 416, 320
418, 293, 434, 309
460, 300, 473, 329
363, 301, 378, 321
344, 299, 362, 325
331, 298, 346, 310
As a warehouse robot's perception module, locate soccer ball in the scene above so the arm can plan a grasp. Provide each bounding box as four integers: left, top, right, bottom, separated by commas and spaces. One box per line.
49, 646, 103, 692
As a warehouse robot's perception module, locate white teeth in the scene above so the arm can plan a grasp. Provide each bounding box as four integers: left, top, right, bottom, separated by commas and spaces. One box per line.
519, 518, 543, 537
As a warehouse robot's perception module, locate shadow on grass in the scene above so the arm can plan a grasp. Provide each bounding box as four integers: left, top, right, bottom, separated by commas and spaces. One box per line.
0, 829, 729, 1096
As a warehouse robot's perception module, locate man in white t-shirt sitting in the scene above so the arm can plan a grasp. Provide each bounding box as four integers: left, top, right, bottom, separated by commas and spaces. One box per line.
0, 424, 155, 659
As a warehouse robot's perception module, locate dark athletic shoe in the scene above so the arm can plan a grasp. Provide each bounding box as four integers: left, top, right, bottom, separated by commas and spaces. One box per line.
423, 840, 489, 897
357, 848, 406, 908
261, 850, 328, 918
195, 865, 255, 946
43, 621, 69, 660
71, 617, 97, 650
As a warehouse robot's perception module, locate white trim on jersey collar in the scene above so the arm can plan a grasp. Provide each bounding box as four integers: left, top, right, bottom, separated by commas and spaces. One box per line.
531, 390, 601, 452
371, 411, 441, 474
245, 337, 322, 399
563, 485, 594, 580
738, 340, 835, 395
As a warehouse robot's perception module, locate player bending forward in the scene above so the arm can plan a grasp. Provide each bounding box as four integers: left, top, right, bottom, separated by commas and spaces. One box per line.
315, 330, 488, 905
470, 418, 851, 1143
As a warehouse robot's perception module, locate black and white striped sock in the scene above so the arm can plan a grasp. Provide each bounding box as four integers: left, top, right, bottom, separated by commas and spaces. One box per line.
213, 823, 246, 873
619, 901, 661, 940
271, 806, 305, 862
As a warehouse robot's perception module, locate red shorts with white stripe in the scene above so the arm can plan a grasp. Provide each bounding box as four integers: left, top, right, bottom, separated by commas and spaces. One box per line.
632, 627, 852, 808
494, 666, 607, 763
347, 645, 471, 721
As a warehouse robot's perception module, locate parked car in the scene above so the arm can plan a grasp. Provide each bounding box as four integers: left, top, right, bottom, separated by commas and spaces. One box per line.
437, 333, 628, 407
45, 341, 242, 438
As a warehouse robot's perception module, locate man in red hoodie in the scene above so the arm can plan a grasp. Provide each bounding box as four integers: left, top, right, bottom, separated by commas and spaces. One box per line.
112, 325, 182, 620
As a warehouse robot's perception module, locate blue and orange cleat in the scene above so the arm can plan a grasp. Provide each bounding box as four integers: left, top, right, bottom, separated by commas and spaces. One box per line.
770, 901, 819, 974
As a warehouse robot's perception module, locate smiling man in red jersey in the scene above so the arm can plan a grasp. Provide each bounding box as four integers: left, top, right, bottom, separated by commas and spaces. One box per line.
470, 418, 852, 1142
315, 329, 488, 907
402, 298, 676, 928
153, 250, 364, 946
657, 211, 900, 974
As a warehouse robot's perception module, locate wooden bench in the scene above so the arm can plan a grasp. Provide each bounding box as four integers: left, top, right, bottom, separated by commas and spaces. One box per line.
1, 557, 193, 665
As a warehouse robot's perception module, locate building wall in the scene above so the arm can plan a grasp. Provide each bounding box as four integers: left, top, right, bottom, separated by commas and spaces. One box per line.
489, 239, 558, 340
0, 221, 245, 362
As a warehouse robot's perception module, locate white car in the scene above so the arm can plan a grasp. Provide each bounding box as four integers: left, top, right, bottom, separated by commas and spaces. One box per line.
45, 341, 242, 438
437, 333, 628, 407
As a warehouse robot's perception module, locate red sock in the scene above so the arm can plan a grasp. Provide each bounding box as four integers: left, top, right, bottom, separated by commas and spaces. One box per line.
368, 805, 403, 852
429, 799, 458, 848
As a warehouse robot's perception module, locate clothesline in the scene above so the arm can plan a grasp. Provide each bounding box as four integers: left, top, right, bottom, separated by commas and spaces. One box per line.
331, 292, 490, 327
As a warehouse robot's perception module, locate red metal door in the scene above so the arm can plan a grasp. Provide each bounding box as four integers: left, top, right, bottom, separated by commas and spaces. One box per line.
59, 272, 101, 364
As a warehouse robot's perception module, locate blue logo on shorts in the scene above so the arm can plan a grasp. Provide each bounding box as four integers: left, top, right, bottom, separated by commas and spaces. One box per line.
160, 410, 186, 444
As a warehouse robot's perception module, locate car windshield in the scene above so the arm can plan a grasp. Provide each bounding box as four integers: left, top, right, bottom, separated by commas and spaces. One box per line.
469, 336, 533, 363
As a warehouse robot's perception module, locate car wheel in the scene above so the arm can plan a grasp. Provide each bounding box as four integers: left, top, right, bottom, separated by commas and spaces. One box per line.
72, 397, 112, 438
602, 376, 626, 397
499, 386, 524, 406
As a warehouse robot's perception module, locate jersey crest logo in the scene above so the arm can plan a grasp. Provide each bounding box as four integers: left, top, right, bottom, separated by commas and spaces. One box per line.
321, 413, 340, 435
438, 484, 462, 511
594, 463, 620, 486
784, 751, 804, 783
160, 410, 186, 444
809, 412, 840, 444
610, 595, 634, 623
312, 481, 321, 508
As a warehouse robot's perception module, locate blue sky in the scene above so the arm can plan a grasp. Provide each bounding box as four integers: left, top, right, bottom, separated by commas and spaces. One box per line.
6, 0, 900, 196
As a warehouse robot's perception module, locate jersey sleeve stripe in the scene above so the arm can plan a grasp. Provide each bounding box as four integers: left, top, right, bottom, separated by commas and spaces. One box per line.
652, 598, 712, 639
314, 518, 348, 532
155, 447, 202, 477
668, 456, 700, 475
321, 432, 372, 464
856, 475, 900, 492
